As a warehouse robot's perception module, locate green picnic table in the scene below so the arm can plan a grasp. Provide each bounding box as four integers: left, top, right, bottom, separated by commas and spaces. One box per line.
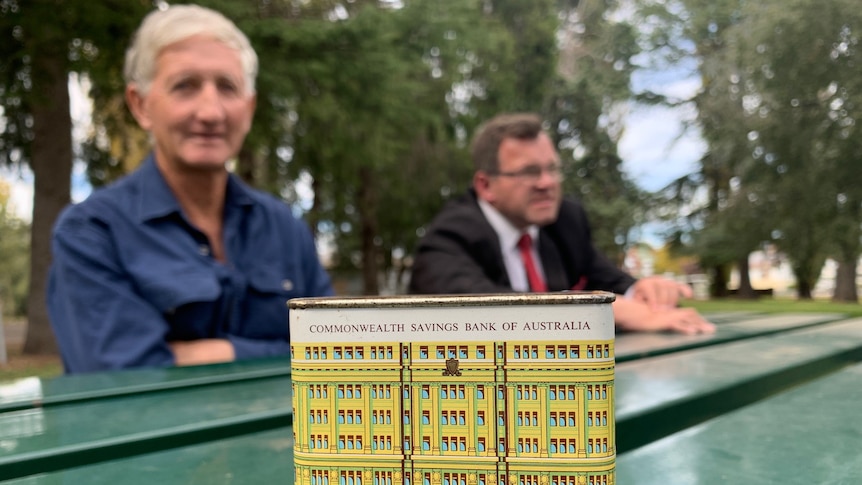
1, 311, 860, 484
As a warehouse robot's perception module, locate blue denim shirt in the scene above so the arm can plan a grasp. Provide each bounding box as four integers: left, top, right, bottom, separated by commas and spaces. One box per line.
48, 155, 334, 373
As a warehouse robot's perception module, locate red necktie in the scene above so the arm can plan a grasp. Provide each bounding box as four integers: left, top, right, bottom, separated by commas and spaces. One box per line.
517, 233, 547, 292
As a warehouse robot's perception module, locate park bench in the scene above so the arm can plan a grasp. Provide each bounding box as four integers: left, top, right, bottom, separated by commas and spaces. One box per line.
1, 311, 860, 483
0, 364, 293, 481
615, 311, 844, 362
616, 359, 862, 484
0, 357, 291, 414
615, 316, 862, 452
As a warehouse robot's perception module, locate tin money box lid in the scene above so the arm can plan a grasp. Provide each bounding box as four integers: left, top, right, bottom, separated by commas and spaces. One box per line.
288, 291, 616, 344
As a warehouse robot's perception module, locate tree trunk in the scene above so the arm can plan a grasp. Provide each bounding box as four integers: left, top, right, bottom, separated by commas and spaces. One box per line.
709, 263, 730, 298
24, 53, 73, 355
358, 166, 379, 295
735, 254, 757, 299
308, 176, 322, 240
791, 254, 823, 300
832, 258, 858, 302
795, 275, 813, 300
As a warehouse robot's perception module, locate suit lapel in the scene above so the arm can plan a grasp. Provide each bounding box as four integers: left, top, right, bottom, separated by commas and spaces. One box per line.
463, 194, 512, 288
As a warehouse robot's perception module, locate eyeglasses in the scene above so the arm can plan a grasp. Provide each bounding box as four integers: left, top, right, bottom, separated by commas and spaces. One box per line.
490, 163, 564, 183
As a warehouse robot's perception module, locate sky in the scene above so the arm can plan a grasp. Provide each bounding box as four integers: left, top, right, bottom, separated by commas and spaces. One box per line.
619, 63, 705, 192
619, 97, 704, 192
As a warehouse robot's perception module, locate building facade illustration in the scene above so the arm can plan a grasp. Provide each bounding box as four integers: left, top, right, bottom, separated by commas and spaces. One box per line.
290, 294, 616, 485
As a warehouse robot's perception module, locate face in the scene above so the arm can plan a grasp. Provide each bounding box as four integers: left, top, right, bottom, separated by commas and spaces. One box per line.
126, 36, 255, 174
474, 132, 562, 229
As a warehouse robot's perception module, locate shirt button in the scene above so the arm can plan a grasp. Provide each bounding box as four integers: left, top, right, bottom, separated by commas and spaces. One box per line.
282, 280, 294, 291
198, 244, 210, 256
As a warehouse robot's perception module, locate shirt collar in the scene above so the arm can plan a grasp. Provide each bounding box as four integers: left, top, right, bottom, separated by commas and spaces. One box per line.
136, 154, 256, 223
477, 198, 540, 251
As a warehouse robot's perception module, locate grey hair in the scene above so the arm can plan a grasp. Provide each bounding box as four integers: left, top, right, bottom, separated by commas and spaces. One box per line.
123, 4, 258, 95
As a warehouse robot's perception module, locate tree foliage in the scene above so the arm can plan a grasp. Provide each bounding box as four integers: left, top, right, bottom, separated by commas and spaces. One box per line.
3, 0, 643, 355
728, 0, 862, 299
0, 180, 29, 316
632, 0, 757, 296
551, 0, 643, 265
0, 0, 151, 353
635, 0, 862, 300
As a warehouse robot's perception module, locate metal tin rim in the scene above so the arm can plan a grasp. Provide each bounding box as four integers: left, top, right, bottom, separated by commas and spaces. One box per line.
289, 291, 616, 309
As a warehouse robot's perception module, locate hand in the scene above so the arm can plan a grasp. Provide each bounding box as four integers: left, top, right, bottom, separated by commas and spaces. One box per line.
629, 276, 694, 311
169, 339, 236, 366
613, 298, 716, 335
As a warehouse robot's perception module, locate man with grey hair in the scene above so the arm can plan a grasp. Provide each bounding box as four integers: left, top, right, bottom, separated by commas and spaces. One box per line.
410, 113, 715, 335
48, 4, 333, 374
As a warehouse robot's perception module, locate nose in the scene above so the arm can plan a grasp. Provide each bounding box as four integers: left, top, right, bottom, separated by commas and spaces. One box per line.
195, 83, 226, 122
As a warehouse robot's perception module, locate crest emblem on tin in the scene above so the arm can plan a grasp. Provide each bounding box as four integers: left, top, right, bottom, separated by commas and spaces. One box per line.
443, 358, 462, 376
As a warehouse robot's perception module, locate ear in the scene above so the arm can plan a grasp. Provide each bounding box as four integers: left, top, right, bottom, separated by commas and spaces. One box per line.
125, 83, 152, 131
241, 93, 257, 132
473, 171, 493, 202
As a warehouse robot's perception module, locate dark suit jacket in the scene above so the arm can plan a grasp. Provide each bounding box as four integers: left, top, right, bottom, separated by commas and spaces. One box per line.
409, 189, 635, 295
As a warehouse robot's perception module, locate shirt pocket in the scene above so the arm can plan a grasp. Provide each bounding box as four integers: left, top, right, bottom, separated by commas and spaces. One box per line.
243, 267, 299, 338
246, 266, 302, 300
138, 271, 222, 314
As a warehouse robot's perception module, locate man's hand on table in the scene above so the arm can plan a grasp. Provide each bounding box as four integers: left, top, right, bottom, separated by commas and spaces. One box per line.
613, 296, 716, 335
629, 276, 695, 311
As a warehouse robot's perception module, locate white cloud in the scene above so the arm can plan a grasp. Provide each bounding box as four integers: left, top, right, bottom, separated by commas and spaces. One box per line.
661, 76, 701, 99
619, 102, 705, 191
632, 67, 701, 99
620, 68, 705, 192
69, 73, 93, 145
616, 68, 706, 246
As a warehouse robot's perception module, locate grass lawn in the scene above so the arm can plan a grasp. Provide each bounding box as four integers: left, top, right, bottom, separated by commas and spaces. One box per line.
1, 352, 63, 381
1, 317, 63, 383
685, 296, 862, 318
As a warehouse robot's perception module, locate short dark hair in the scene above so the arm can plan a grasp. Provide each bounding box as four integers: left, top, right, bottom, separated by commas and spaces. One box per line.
470, 113, 544, 173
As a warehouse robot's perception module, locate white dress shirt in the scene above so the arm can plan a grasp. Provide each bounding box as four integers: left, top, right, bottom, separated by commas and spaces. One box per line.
477, 199, 546, 292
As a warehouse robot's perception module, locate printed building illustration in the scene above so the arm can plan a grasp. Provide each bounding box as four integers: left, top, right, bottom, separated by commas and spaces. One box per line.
290, 294, 616, 485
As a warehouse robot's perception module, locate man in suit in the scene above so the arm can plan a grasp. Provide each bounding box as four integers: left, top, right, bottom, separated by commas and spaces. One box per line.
409, 113, 714, 334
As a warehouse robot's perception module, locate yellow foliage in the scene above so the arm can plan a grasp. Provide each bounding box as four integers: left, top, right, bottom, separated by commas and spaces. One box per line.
101, 95, 149, 171
653, 245, 699, 275
0, 179, 8, 205
0, 179, 13, 218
